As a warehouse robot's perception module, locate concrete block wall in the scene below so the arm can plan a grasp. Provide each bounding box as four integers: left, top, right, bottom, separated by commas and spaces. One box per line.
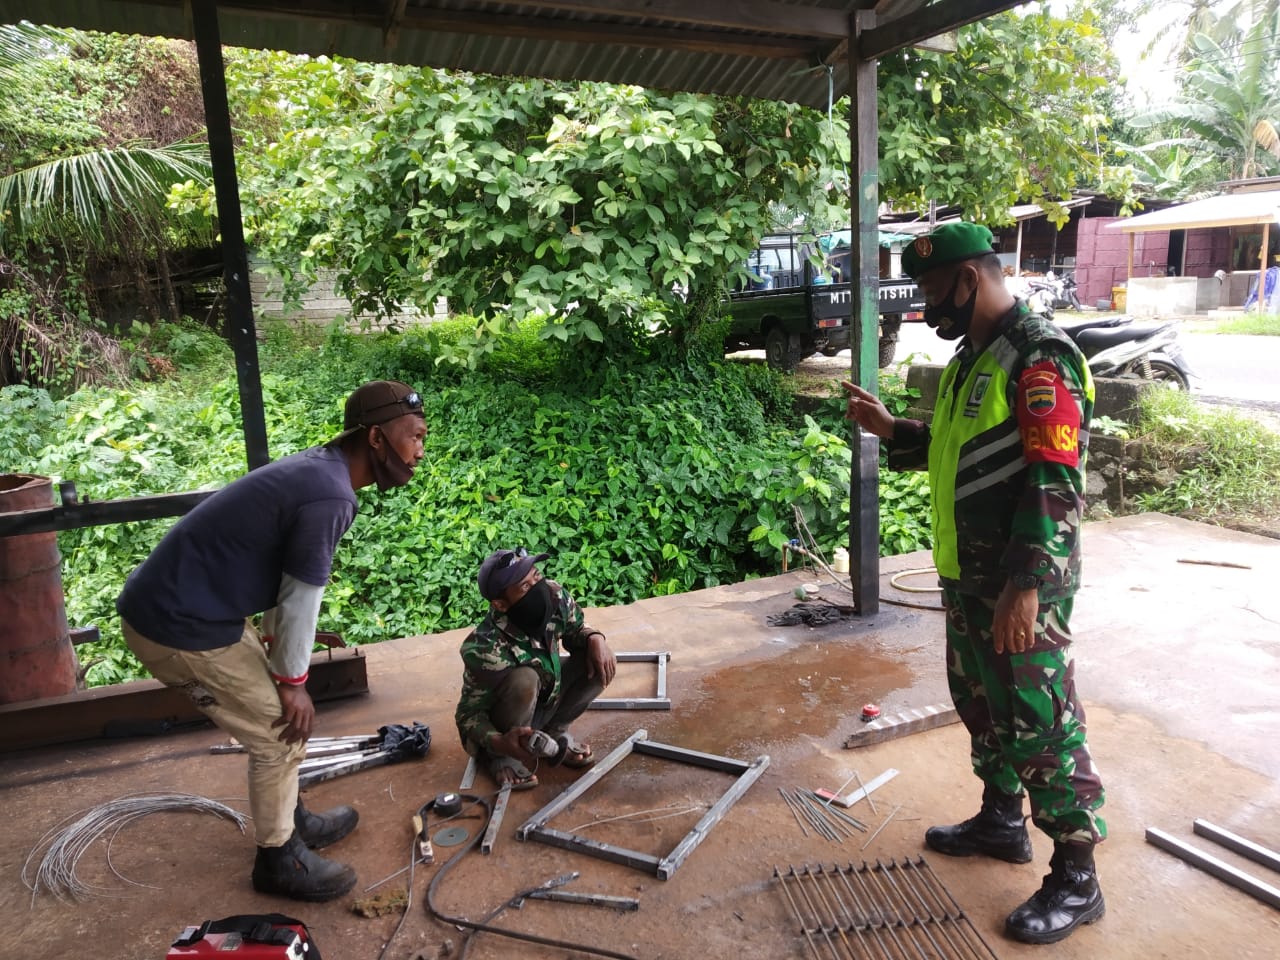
1127, 276, 1198, 317
249, 262, 447, 329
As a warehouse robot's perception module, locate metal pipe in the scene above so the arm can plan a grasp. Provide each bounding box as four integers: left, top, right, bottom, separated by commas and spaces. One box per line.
1193, 819, 1280, 875
1147, 827, 1280, 910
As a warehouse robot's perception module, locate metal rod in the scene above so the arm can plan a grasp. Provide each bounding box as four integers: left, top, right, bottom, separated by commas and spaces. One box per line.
852, 768, 878, 816
459, 756, 477, 791
775, 866, 826, 960
916, 857, 1000, 959
892, 858, 972, 959
481, 784, 511, 855
525, 889, 640, 911
793, 865, 844, 958
861, 804, 902, 851
864, 861, 930, 960
1147, 827, 1280, 910
780, 788, 811, 838
878, 859, 949, 960
634, 739, 751, 774
806, 863, 857, 958
1194, 819, 1280, 875
790, 790, 834, 840
656, 652, 668, 699
844, 862, 906, 960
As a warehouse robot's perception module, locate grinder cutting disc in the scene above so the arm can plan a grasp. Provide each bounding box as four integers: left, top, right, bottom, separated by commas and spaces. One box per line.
433, 825, 470, 847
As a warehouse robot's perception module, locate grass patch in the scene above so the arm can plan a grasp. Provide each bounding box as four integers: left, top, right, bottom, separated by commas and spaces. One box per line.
1202, 313, 1280, 336
1132, 389, 1280, 523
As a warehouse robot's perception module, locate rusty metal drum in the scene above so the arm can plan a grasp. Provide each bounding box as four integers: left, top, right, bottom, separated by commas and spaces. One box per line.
0, 474, 78, 704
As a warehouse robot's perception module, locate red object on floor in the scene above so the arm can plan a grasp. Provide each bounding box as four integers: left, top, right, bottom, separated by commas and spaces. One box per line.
860, 703, 881, 721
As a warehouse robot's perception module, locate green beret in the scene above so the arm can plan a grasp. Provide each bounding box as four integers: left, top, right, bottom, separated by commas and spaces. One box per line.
900, 222, 996, 281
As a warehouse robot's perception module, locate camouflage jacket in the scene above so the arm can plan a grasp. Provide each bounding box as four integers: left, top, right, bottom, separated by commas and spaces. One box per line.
885, 303, 1093, 601
454, 579, 597, 753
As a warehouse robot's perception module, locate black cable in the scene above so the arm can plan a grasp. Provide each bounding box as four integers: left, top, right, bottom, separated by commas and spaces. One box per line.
425, 793, 641, 960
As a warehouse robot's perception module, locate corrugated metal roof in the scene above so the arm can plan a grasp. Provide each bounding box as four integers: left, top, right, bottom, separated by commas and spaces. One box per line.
2, 0, 926, 107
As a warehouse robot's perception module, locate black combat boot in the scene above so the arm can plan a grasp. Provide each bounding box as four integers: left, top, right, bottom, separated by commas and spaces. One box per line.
294, 798, 358, 849
1004, 842, 1105, 944
251, 832, 357, 902
924, 784, 1033, 863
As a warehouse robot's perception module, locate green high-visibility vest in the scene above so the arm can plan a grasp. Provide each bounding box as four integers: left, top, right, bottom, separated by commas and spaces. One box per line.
927, 331, 1094, 582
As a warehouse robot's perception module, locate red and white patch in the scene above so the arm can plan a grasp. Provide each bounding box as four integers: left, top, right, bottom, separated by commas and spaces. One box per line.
1017, 361, 1080, 466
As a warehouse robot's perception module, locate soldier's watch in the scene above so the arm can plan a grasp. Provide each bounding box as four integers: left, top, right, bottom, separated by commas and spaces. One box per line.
1009, 572, 1040, 590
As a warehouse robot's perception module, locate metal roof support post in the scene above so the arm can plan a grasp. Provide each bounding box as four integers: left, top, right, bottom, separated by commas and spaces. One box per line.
848, 10, 880, 616
191, 0, 270, 470
1260, 222, 1271, 313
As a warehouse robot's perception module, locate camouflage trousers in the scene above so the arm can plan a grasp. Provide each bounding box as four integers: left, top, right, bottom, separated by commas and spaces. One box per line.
943, 588, 1106, 845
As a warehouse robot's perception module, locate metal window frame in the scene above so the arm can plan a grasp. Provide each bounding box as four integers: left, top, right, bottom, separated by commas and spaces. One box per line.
587, 651, 671, 711
516, 728, 769, 880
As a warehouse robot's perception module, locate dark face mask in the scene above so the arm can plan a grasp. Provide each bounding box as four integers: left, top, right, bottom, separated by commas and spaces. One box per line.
369, 428, 415, 492
923, 270, 977, 341
506, 579, 554, 640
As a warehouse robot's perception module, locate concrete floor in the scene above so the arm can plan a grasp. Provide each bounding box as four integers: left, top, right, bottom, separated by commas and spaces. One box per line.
2, 514, 1279, 960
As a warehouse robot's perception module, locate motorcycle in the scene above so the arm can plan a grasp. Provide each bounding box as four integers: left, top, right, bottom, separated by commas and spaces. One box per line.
1056, 315, 1195, 390
1022, 272, 1081, 319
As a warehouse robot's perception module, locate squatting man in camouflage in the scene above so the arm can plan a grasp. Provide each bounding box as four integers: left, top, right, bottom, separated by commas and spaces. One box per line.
842, 222, 1106, 945
117, 380, 428, 902
455, 548, 617, 789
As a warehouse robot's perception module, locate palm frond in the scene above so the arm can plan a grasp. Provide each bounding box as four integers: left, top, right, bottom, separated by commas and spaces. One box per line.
0, 142, 211, 251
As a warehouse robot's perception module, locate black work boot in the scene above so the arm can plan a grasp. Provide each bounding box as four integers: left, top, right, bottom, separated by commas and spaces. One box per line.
294, 798, 358, 849
251, 832, 357, 902
1005, 842, 1105, 944
924, 784, 1034, 863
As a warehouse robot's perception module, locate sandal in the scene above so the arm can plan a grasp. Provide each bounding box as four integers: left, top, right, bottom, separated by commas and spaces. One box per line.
488, 754, 538, 790
560, 737, 595, 770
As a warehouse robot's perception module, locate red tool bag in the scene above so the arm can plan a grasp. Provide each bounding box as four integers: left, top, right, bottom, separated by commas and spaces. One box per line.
166, 914, 321, 959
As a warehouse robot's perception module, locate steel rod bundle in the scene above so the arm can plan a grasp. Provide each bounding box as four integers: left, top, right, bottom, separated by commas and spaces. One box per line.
774, 857, 1000, 959
22, 793, 249, 903
780, 787, 867, 841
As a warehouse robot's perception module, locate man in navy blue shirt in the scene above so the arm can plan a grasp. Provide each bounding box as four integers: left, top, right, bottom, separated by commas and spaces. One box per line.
118, 380, 427, 901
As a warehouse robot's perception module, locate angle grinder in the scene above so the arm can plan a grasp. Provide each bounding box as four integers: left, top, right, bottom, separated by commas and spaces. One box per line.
525, 729, 570, 766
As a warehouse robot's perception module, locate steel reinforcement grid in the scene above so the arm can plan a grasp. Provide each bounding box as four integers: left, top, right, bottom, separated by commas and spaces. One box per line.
774, 857, 1000, 959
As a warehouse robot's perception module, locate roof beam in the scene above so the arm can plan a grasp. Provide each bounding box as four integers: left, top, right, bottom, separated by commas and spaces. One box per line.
858, 0, 1020, 60
222, 1, 825, 60
474, 0, 851, 39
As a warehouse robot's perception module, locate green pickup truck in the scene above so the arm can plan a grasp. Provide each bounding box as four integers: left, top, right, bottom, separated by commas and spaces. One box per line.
724, 233, 925, 370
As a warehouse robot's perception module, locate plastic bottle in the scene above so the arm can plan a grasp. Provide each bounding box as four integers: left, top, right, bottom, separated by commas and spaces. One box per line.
832, 546, 850, 574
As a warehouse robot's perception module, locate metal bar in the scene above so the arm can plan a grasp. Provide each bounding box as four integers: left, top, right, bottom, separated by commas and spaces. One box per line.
633, 739, 751, 774
0, 491, 215, 538
844, 705, 960, 750
459, 755, 478, 791
804, 792, 866, 832
806, 864, 858, 958
858, 0, 1022, 61
832, 864, 896, 958
525, 890, 640, 911
798, 792, 850, 840
481, 784, 511, 854
518, 730, 648, 837
877, 860, 949, 960
774, 867, 827, 960
862, 861, 928, 960
862, 804, 903, 852
1146, 827, 1280, 910
793, 790, 838, 841
656, 652, 668, 699
818, 768, 899, 808
613, 651, 669, 662
891, 858, 972, 960
191, 0, 269, 469
657, 755, 769, 879
852, 768, 877, 816
780, 788, 811, 838
523, 825, 662, 874
587, 697, 672, 711
298, 749, 393, 787
816, 865, 876, 958
916, 857, 1001, 959
844, 863, 905, 959
793, 865, 844, 958
1194, 819, 1280, 875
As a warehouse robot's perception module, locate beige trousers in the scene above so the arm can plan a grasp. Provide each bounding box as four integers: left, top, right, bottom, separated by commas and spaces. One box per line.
122, 619, 304, 847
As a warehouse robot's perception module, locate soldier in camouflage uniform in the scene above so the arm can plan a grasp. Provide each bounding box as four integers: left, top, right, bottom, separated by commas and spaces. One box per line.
455, 548, 616, 789
843, 222, 1105, 945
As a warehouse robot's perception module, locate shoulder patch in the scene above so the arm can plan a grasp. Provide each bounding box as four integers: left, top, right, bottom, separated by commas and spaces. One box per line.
1017, 360, 1080, 466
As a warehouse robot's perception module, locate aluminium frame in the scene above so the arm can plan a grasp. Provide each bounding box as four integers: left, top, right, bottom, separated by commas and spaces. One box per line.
587, 651, 671, 711
516, 728, 769, 880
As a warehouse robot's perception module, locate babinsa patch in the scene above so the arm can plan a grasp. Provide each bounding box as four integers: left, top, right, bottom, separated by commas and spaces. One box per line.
1016, 360, 1080, 466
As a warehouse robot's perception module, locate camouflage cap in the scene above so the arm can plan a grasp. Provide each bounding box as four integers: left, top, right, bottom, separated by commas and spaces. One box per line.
900, 222, 996, 281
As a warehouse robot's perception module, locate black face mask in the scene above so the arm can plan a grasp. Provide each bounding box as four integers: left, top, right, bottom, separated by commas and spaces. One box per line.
506, 579, 554, 640
924, 271, 977, 341
369, 428, 416, 492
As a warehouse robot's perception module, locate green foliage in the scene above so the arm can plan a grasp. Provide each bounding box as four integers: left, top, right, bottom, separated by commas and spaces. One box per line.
1090, 414, 1131, 439
1212, 313, 1280, 336
221, 61, 848, 354
1132, 388, 1280, 521
877, 7, 1139, 222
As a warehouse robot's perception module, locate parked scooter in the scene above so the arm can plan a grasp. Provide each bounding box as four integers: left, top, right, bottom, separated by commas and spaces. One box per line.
1023, 272, 1082, 318
1056, 315, 1195, 390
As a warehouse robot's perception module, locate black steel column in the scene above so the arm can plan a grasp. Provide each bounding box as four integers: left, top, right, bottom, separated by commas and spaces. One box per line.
848, 10, 880, 615
191, 0, 270, 470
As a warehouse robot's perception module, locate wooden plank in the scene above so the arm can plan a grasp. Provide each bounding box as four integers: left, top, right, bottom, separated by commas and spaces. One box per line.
858, 0, 1021, 61
843, 702, 959, 749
